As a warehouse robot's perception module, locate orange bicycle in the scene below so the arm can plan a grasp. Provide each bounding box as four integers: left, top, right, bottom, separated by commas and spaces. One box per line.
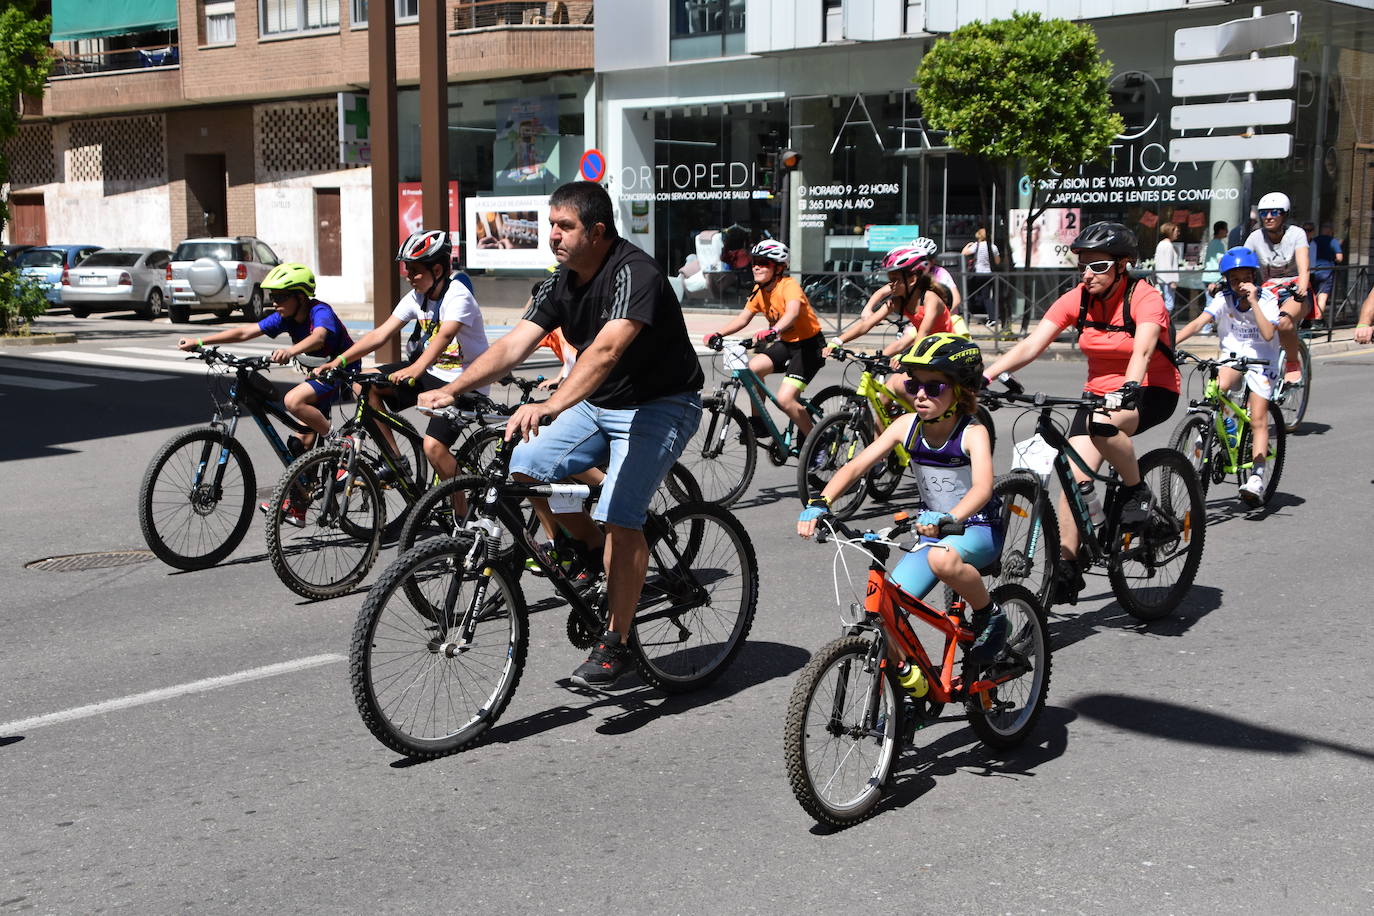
783, 515, 1050, 827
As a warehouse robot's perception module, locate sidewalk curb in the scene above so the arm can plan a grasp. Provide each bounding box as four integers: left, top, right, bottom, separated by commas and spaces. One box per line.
0, 332, 78, 348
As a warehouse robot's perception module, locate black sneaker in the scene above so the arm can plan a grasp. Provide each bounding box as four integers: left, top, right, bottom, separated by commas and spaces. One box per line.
749, 415, 770, 441
1117, 482, 1155, 530
964, 604, 1009, 664
1053, 557, 1085, 606
570, 632, 631, 689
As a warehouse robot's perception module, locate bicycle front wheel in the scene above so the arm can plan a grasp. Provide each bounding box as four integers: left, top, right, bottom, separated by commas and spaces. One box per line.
783, 634, 900, 827
990, 472, 1060, 608
1238, 402, 1287, 505
1276, 339, 1311, 433
1108, 448, 1206, 621
138, 426, 256, 570
964, 583, 1051, 749
630, 502, 758, 693
1167, 414, 1215, 498
266, 446, 384, 600
796, 411, 872, 520
678, 401, 756, 506
349, 536, 528, 758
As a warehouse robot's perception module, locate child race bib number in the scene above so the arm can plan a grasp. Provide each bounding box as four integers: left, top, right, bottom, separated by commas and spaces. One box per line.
722, 341, 749, 372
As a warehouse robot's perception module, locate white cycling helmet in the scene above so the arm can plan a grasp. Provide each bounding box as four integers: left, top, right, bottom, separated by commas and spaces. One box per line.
1257, 191, 1291, 214
396, 229, 452, 264
911, 236, 939, 258
750, 239, 790, 264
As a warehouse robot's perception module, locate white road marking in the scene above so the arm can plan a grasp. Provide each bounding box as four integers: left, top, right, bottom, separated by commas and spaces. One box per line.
109, 345, 278, 358
21, 350, 208, 375
1315, 346, 1374, 360
0, 653, 345, 734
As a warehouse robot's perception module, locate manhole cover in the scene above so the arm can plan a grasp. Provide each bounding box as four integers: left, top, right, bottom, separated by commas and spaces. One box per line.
25, 550, 155, 572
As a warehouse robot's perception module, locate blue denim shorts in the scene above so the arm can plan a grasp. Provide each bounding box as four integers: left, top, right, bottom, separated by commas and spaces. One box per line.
510, 392, 702, 529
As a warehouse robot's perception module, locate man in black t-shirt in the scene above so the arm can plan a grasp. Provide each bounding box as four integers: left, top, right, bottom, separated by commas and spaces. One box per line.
420, 181, 703, 689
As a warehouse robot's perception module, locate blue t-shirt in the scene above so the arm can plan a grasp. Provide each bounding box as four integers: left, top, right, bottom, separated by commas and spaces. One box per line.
257, 301, 353, 358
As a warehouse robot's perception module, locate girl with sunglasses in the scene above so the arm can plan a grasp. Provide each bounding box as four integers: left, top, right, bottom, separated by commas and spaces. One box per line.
1243, 191, 1311, 384
982, 221, 1180, 604
798, 333, 1008, 663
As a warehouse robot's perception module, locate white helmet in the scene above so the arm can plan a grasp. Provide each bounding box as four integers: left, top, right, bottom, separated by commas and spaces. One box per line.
1257, 191, 1291, 213
911, 236, 939, 258
750, 239, 790, 264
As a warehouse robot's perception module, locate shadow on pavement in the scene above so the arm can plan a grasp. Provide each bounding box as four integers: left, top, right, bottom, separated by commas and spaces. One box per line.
1071, 693, 1374, 763
807, 706, 1077, 834
1206, 490, 1304, 525
1047, 583, 1223, 652
1287, 421, 1331, 437
388, 639, 810, 767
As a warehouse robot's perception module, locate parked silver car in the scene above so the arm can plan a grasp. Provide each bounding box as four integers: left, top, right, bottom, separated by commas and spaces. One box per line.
63, 248, 174, 319
166, 236, 280, 323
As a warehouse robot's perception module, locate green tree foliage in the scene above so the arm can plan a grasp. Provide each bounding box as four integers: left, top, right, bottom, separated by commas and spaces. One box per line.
917, 12, 1123, 266
0, 0, 53, 225
0, 268, 49, 334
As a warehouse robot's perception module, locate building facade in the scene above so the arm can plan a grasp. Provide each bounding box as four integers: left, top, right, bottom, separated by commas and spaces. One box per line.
3, 0, 594, 305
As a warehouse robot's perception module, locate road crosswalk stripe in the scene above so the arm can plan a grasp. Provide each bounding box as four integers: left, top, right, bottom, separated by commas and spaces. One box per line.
0, 374, 94, 391
21, 350, 216, 376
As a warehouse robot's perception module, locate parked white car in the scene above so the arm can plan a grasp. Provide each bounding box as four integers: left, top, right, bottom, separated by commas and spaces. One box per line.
167, 236, 280, 323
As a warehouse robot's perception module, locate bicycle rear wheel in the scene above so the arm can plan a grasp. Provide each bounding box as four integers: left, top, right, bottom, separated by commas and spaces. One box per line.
1275, 339, 1311, 432
989, 472, 1060, 608
266, 446, 384, 600
796, 411, 872, 520
678, 401, 756, 507
963, 583, 1051, 749
783, 634, 900, 827
360, 419, 425, 544
630, 501, 758, 693
1108, 448, 1206, 621
808, 384, 859, 421
138, 426, 256, 570
349, 535, 528, 758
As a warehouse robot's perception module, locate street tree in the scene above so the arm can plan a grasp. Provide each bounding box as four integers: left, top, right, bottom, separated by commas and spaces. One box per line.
916, 12, 1123, 274
0, 0, 53, 230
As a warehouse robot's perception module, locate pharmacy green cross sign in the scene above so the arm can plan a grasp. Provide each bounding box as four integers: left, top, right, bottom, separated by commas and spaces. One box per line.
337, 91, 372, 165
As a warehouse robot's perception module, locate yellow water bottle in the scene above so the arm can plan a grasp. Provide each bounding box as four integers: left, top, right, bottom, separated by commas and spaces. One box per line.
895, 660, 929, 698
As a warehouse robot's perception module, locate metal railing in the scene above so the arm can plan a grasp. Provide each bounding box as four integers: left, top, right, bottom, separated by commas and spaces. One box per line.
50, 42, 179, 77
451, 0, 593, 29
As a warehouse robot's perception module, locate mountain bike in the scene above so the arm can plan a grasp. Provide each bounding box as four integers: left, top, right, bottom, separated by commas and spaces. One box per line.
262, 369, 517, 600
137, 347, 321, 571
986, 384, 1206, 621
348, 431, 759, 759
1168, 351, 1286, 506
1263, 278, 1312, 432
784, 514, 1049, 827
795, 347, 998, 520
681, 336, 847, 506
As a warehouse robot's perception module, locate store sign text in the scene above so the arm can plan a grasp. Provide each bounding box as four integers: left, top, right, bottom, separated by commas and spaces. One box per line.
619, 161, 760, 195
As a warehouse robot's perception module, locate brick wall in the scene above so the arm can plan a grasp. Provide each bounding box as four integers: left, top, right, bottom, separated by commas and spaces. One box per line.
166, 106, 256, 241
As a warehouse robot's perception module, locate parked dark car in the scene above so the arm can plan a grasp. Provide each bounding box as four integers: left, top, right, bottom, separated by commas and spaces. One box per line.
16, 244, 104, 304
1, 244, 34, 271
64, 248, 174, 319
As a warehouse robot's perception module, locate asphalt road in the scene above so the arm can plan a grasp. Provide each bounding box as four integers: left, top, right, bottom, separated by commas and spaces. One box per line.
2, 314, 1373, 913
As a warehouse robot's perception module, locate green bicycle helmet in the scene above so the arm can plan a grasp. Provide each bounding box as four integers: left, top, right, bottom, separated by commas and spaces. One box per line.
261, 262, 316, 297
899, 332, 984, 389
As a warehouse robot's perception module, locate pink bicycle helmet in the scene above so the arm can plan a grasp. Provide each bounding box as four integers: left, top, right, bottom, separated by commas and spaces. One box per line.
882, 244, 933, 274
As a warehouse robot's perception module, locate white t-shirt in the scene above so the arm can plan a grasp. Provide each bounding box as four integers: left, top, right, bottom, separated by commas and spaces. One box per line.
1154, 238, 1180, 284
1205, 288, 1282, 394
393, 274, 490, 390
970, 241, 999, 274
1244, 225, 1308, 281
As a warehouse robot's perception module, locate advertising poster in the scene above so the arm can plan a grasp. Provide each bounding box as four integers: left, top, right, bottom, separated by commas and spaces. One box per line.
494, 95, 561, 192
1009, 207, 1082, 268
398, 181, 460, 248
465, 195, 552, 270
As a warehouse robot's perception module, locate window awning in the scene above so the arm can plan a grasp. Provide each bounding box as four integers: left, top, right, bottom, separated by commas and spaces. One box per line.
51, 0, 178, 43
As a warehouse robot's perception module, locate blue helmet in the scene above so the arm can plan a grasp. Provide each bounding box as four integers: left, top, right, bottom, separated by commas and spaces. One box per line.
1218, 246, 1260, 276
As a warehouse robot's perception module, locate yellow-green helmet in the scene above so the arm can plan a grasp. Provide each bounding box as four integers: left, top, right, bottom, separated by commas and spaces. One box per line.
261, 262, 316, 297
899, 332, 983, 388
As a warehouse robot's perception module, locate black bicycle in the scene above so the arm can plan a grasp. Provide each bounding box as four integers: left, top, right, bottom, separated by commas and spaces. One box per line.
985, 382, 1206, 621
137, 347, 319, 570
348, 428, 759, 759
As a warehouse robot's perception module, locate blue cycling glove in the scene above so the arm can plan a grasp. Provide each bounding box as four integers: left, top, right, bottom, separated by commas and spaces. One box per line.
799, 507, 829, 524
917, 510, 954, 528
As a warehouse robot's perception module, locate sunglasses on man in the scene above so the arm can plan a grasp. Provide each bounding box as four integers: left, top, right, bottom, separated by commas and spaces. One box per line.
903, 377, 953, 398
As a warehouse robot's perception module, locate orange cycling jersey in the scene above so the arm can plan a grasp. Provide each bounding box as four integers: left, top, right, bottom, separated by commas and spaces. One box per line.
745, 276, 822, 343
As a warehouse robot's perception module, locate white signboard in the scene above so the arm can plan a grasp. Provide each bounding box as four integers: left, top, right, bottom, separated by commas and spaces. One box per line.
1170, 99, 1294, 131
1173, 57, 1297, 98
1169, 134, 1293, 163
464, 195, 554, 270
1174, 11, 1300, 61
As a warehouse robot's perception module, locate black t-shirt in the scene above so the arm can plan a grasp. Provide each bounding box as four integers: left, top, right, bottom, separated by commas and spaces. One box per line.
523, 238, 704, 408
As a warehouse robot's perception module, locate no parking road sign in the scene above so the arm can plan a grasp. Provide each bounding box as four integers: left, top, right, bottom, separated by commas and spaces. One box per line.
579, 149, 606, 183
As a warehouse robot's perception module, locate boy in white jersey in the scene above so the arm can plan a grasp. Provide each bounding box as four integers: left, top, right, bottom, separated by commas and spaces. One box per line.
797, 333, 1007, 662
1175, 246, 1279, 505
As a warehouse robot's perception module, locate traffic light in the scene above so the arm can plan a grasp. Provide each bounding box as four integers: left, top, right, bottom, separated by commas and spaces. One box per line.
772, 148, 802, 194
757, 149, 776, 192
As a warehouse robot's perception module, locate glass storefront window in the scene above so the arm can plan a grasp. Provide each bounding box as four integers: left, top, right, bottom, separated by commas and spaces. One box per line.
670, 0, 746, 61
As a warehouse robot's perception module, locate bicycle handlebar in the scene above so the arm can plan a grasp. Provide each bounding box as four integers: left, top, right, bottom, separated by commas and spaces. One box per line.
1175, 350, 1270, 370
815, 513, 964, 546
980, 386, 1106, 411
189, 347, 272, 371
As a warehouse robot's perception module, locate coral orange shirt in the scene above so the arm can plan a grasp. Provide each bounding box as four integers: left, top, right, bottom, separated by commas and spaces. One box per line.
1042, 279, 1180, 394
745, 276, 821, 343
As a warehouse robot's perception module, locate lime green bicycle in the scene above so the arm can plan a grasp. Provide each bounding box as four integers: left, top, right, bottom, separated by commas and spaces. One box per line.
1168, 351, 1286, 506
796, 347, 996, 520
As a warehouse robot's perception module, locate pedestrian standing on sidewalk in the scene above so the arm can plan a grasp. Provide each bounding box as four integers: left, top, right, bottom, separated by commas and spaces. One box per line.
1154, 221, 1181, 315
961, 227, 1001, 330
